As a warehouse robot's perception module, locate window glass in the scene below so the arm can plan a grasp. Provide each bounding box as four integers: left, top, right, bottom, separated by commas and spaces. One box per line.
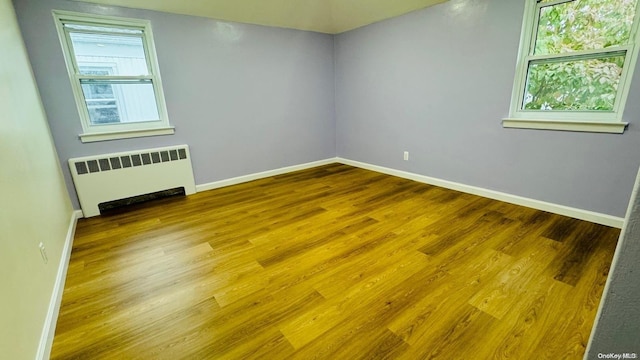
69, 27, 160, 125
80, 80, 160, 125
523, 55, 625, 111
535, 0, 638, 56
69, 32, 150, 76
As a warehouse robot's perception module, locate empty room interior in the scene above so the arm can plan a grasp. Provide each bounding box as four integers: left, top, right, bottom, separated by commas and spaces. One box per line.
3, 0, 640, 358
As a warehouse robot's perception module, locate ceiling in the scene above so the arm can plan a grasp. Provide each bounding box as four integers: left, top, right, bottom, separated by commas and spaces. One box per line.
69, 0, 449, 34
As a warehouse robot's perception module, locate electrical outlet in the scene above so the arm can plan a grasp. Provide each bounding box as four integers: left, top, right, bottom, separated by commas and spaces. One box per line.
403, 151, 409, 161
39, 242, 48, 264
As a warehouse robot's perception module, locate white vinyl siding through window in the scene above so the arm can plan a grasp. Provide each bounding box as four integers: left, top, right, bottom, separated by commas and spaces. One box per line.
53, 11, 174, 142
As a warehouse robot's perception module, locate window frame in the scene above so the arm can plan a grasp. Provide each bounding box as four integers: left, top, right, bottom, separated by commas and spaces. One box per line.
53, 10, 174, 142
503, 0, 640, 133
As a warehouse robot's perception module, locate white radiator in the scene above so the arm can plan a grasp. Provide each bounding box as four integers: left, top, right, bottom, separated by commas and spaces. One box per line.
69, 145, 196, 217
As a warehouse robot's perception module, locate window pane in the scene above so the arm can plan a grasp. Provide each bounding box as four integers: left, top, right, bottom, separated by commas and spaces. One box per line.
64, 23, 142, 34
70, 32, 150, 76
523, 55, 625, 111
85, 100, 120, 124
81, 80, 160, 125
535, 0, 638, 55
84, 82, 114, 99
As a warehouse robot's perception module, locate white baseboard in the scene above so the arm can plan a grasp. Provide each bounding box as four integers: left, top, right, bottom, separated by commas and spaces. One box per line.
337, 158, 624, 229
196, 158, 339, 193
37, 210, 82, 360
198, 156, 624, 228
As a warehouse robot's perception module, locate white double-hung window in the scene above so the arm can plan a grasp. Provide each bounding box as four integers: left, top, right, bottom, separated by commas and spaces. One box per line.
53, 11, 173, 142
504, 0, 640, 133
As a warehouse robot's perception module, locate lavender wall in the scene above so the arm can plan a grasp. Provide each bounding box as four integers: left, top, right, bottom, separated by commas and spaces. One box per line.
13, 0, 336, 209
13, 0, 640, 217
334, 0, 640, 218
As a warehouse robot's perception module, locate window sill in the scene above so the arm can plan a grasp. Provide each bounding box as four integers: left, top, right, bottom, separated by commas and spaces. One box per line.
502, 119, 628, 134
79, 127, 175, 143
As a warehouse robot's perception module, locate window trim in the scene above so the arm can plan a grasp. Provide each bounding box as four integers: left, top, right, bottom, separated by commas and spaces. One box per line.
52, 10, 174, 142
504, 0, 640, 133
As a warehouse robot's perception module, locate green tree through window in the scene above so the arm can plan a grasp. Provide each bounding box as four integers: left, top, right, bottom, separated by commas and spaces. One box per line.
523, 0, 638, 111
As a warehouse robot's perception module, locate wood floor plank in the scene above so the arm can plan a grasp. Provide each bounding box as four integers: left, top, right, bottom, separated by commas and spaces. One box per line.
279, 250, 430, 348
547, 222, 618, 286
399, 305, 498, 360
473, 279, 575, 360
51, 164, 620, 359
468, 237, 559, 319
387, 248, 512, 345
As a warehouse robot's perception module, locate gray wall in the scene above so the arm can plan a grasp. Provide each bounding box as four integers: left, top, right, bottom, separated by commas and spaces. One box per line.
334, 0, 640, 218
13, 0, 336, 209
586, 167, 640, 358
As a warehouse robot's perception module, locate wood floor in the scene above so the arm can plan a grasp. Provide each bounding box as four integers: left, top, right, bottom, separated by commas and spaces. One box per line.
51, 164, 620, 359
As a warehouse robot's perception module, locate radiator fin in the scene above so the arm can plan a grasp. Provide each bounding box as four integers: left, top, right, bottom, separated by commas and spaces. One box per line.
75, 162, 88, 175
87, 160, 99, 173
121, 156, 132, 168
110, 157, 121, 170
131, 154, 142, 166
